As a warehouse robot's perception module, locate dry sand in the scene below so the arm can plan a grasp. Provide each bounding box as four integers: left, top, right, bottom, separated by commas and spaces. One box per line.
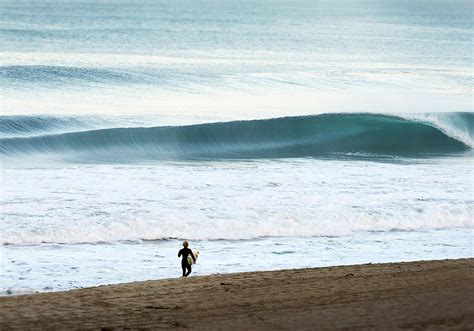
1, 258, 473, 330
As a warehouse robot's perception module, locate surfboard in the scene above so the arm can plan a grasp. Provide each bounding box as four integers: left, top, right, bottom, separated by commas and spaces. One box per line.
188, 250, 199, 265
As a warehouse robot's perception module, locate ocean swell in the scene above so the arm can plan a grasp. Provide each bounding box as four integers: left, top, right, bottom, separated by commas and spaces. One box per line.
0, 113, 471, 163
0, 115, 93, 138
1, 65, 149, 86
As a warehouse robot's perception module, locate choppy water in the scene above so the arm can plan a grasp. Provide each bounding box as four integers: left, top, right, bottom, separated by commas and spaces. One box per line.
1, 0, 473, 294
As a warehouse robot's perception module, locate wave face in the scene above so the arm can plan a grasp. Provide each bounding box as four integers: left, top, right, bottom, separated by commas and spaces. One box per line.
0, 113, 472, 163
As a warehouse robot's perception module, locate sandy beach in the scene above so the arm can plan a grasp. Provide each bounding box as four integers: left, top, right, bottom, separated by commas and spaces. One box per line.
1, 258, 473, 330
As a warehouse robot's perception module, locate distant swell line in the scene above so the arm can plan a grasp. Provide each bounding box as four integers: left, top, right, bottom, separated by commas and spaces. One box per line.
0, 115, 91, 137
0, 113, 471, 163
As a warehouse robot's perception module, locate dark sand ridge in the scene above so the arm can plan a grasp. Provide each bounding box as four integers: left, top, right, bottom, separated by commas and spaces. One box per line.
1, 259, 473, 330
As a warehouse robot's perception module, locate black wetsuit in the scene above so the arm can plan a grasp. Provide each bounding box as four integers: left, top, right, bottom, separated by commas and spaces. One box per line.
178, 248, 195, 277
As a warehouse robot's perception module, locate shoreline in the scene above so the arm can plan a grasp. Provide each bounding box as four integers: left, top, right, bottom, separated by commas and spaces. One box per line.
1, 258, 473, 330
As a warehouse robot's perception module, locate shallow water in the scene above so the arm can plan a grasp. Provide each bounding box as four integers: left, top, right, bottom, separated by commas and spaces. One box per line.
2, 229, 473, 295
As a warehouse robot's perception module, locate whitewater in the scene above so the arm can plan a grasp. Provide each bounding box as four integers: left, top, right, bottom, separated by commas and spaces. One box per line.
1, 0, 473, 294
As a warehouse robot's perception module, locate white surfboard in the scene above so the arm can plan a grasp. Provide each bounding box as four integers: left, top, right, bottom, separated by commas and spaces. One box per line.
187, 250, 199, 265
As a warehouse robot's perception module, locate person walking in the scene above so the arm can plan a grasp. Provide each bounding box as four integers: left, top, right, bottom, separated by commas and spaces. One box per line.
178, 241, 196, 277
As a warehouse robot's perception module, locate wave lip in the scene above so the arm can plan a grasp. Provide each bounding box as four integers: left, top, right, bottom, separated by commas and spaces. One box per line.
0, 113, 471, 163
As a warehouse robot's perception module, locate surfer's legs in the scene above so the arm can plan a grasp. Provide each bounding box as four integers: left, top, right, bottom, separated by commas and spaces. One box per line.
181, 260, 187, 277
181, 260, 192, 277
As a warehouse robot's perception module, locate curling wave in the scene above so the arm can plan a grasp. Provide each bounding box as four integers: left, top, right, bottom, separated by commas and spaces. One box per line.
0, 113, 472, 163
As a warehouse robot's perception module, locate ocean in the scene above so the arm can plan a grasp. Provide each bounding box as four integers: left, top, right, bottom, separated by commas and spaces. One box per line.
1, 0, 473, 294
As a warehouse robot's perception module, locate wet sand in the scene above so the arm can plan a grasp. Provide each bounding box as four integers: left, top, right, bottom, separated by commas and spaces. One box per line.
1, 258, 473, 330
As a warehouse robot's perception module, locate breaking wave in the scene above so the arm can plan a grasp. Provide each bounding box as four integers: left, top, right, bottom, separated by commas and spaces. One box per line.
0, 113, 472, 163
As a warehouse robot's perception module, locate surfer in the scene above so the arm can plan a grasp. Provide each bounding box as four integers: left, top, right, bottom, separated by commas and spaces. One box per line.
178, 241, 196, 277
